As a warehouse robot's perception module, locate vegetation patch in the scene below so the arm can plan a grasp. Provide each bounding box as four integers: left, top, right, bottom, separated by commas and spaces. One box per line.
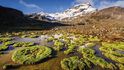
116, 63, 124, 70
53, 40, 64, 51
64, 43, 76, 55
4, 41, 14, 46
61, 56, 91, 70
0, 45, 8, 51
85, 42, 96, 48
78, 47, 117, 69
100, 42, 124, 64
13, 42, 34, 48
12, 46, 52, 64
88, 36, 101, 42
46, 36, 55, 42
29, 35, 39, 38
0, 38, 12, 42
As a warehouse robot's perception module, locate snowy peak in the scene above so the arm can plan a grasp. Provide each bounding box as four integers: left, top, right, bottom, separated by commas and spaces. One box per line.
29, 3, 97, 21
61, 3, 96, 18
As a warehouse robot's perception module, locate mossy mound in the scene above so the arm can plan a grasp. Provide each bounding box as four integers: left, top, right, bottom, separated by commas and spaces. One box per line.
13, 42, 34, 48
100, 42, 124, 64
12, 46, 52, 64
0, 45, 8, 51
61, 56, 92, 70
0, 38, 12, 42
78, 47, 117, 70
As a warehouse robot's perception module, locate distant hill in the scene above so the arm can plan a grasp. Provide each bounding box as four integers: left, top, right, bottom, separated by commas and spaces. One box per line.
0, 6, 66, 31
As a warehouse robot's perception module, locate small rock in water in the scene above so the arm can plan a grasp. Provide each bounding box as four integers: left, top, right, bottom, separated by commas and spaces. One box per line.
53, 34, 63, 39
7, 45, 14, 51
40, 35, 48, 40
0, 42, 2, 44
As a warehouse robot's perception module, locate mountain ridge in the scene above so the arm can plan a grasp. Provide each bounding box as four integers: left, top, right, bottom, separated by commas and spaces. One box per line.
28, 3, 97, 21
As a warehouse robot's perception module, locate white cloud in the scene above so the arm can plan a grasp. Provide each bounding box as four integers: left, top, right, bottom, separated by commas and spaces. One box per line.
75, 0, 92, 3
98, 0, 124, 9
19, 0, 41, 10
74, 0, 94, 6
74, 0, 124, 9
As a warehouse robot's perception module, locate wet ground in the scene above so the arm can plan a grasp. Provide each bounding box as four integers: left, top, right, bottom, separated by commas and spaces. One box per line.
0, 35, 124, 70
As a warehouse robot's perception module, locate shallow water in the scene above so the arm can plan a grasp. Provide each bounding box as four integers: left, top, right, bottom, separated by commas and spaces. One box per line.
0, 35, 123, 70
12, 37, 40, 42
12, 37, 49, 46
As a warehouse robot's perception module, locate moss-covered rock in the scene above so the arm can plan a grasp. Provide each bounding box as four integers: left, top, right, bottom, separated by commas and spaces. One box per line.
12, 46, 52, 64
0, 45, 8, 51
61, 56, 87, 70
13, 42, 34, 48
0, 38, 12, 42
100, 42, 124, 64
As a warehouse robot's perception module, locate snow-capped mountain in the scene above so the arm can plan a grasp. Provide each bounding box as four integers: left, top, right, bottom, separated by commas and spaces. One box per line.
28, 3, 97, 21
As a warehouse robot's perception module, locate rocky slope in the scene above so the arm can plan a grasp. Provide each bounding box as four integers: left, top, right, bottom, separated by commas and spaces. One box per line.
52, 6, 124, 41
68, 6, 124, 25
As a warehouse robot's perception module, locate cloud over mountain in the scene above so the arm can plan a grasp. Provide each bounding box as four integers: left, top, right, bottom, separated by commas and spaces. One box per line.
75, 0, 124, 9
19, 0, 41, 10
98, 0, 124, 9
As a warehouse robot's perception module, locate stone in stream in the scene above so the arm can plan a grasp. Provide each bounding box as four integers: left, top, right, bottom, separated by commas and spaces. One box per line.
7, 45, 14, 51
40, 35, 49, 40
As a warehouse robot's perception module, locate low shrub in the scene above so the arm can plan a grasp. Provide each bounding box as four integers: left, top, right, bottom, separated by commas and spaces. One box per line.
0, 45, 8, 51
0, 38, 12, 42
12, 46, 52, 64
21, 35, 28, 38
29, 35, 39, 38
4, 41, 14, 46
78, 47, 117, 69
73, 36, 86, 46
61, 56, 87, 70
100, 42, 124, 64
101, 50, 124, 64
46, 36, 55, 42
88, 36, 100, 42
53, 40, 64, 51
13, 42, 34, 48
116, 63, 124, 70
64, 43, 76, 54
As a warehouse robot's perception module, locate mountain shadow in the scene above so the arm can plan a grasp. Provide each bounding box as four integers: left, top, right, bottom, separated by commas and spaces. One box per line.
0, 6, 68, 32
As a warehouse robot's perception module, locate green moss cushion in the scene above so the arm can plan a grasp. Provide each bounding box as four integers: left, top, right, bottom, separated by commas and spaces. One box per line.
61, 56, 87, 70
12, 46, 52, 64
0, 45, 8, 51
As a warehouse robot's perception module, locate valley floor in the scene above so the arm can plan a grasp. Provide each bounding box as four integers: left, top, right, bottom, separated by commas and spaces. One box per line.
0, 19, 124, 70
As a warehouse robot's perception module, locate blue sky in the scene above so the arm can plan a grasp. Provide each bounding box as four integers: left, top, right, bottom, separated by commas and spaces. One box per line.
0, 0, 124, 14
